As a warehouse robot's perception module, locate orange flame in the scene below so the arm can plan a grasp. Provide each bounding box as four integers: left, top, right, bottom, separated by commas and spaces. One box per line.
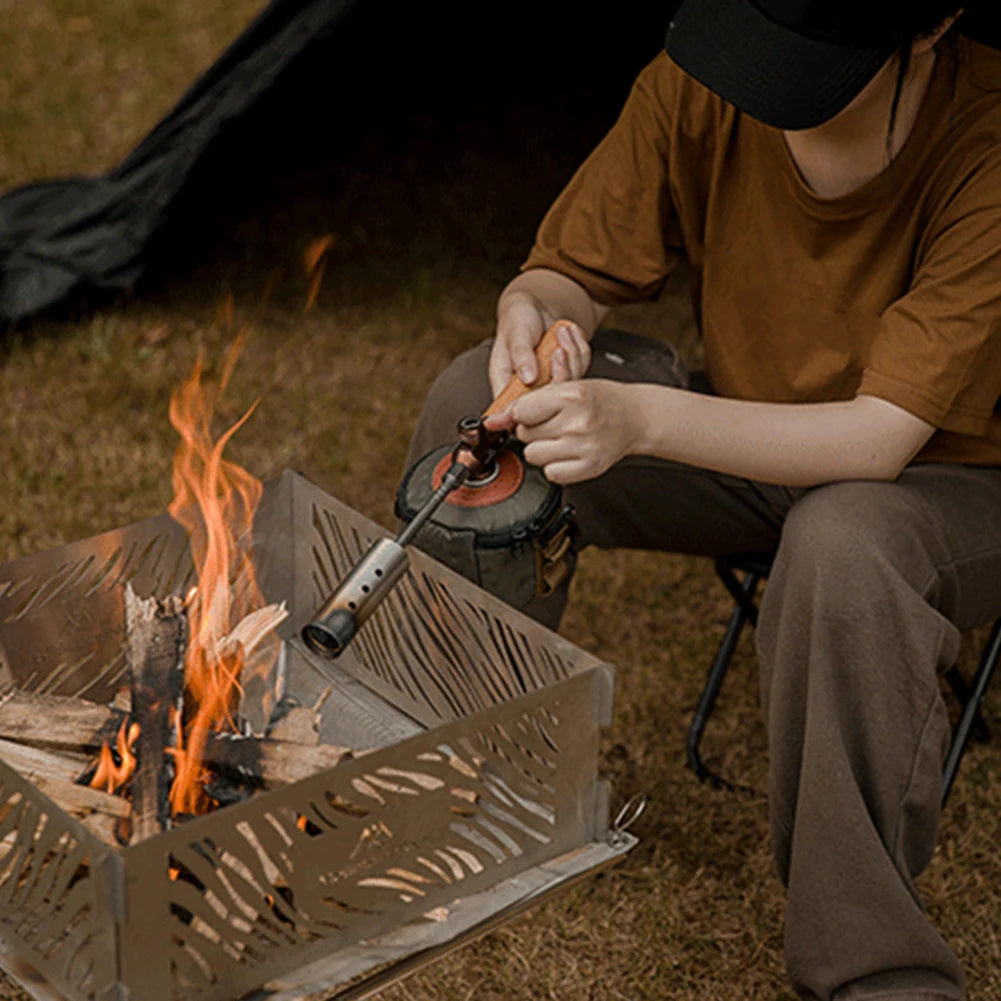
166, 333, 274, 816
90, 721, 140, 795
303, 235, 334, 312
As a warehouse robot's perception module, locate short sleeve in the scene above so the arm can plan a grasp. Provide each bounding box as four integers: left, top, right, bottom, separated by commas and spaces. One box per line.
859, 152, 1001, 435
520, 54, 687, 306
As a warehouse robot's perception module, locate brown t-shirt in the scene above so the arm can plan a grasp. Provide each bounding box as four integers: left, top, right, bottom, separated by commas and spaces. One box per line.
523, 40, 1001, 466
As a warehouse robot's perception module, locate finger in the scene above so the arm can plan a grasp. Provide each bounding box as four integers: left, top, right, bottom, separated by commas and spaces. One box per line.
540, 459, 592, 485
508, 385, 568, 430
509, 333, 539, 386
550, 346, 570, 384
487, 339, 515, 399
554, 322, 592, 381
555, 329, 574, 381
522, 437, 576, 467
482, 411, 515, 432
491, 307, 543, 396
569, 325, 592, 379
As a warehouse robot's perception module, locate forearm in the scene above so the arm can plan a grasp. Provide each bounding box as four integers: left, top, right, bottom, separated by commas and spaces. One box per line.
628, 384, 935, 486
498, 269, 610, 338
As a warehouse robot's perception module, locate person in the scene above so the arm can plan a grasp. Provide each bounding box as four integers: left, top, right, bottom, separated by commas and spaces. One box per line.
404, 1, 1001, 998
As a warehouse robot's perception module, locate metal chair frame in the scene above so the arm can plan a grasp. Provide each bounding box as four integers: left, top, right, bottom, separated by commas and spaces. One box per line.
687, 553, 1001, 805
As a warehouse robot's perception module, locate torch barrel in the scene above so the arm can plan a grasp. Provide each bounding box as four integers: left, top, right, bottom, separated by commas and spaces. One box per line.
301, 538, 409, 657
302, 321, 570, 659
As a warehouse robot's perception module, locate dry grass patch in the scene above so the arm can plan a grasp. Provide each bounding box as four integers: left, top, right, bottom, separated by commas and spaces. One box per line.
0, 0, 261, 189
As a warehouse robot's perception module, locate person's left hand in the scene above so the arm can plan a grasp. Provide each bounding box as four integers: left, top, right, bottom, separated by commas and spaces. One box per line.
484, 379, 637, 484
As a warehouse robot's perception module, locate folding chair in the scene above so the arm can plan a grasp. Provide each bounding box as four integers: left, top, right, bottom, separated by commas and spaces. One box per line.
686, 553, 1001, 805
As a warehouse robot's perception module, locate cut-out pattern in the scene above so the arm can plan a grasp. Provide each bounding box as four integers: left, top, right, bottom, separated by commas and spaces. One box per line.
0, 777, 106, 1001
309, 503, 581, 727
0, 517, 193, 701
0, 472, 611, 1001
148, 678, 591, 1000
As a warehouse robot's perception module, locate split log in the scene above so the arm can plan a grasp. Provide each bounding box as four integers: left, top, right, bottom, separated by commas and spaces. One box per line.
0, 691, 125, 754
79, 812, 127, 847
0, 737, 90, 786
265, 687, 332, 747
0, 692, 353, 791
125, 585, 187, 843
220, 601, 289, 738
0, 738, 129, 847
202, 735, 353, 789
265, 706, 321, 746
31, 778, 131, 820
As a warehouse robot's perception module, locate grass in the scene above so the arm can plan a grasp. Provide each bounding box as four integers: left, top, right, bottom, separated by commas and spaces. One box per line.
1, 4, 1000, 1000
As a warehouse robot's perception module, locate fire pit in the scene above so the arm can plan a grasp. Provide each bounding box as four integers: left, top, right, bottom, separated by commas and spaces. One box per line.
0, 470, 635, 1001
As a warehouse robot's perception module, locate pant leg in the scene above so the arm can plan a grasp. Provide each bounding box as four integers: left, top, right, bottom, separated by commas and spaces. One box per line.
757, 464, 1001, 1001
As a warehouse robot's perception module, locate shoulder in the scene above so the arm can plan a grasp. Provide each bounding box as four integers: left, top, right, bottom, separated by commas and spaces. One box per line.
941, 39, 1001, 155
916, 40, 1001, 226
962, 37, 1001, 96
625, 52, 736, 145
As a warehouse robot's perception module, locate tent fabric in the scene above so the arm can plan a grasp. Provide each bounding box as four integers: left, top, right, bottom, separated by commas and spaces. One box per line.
0, 0, 360, 325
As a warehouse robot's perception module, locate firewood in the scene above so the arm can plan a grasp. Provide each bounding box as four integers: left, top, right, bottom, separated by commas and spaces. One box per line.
125, 585, 187, 843
202, 735, 353, 788
30, 777, 131, 820
217, 600, 289, 737
0, 738, 129, 847
265, 705, 321, 746
263, 686, 332, 747
0, 736, 90, 786
220, 603, 288, 661
110, 688, 132, 714
79, 811, 127, 848
0, 691, 352, 790
0, 691, 124, 753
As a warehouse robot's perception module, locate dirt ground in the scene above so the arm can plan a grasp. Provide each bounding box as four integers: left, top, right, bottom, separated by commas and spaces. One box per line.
2, 6, 1000, 1000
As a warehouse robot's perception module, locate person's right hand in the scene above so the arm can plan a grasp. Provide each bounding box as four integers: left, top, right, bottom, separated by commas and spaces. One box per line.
490, 295, 590, 398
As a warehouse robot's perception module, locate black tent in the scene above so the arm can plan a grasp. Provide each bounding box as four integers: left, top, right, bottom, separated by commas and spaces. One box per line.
0, 0, 670, 325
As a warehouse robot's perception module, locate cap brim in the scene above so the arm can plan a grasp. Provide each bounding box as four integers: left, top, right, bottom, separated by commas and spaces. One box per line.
665, 0, 894, 130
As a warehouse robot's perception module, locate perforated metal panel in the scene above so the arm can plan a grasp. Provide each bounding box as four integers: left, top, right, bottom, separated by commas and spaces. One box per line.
0, 471, 624, 1001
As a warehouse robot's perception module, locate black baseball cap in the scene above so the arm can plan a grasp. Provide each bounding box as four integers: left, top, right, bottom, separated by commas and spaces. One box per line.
664, 0, 902, 130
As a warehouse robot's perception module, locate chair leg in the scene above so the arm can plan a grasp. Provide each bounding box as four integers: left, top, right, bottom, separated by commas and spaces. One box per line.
686, 567, 763, 790
692, 564, 999, 804
941, 617, 1001, 806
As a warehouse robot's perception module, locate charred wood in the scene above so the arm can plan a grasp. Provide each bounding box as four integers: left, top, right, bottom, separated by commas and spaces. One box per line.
125, 585, 187, 842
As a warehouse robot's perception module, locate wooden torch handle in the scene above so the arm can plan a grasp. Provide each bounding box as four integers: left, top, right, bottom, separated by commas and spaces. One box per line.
481, 322, 567, 418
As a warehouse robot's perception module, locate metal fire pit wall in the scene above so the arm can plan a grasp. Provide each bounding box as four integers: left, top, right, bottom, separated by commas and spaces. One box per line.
0, 470, 634, 1001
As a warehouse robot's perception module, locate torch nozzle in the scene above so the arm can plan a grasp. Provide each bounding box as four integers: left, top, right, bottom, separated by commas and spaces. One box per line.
301, 609, 357, 658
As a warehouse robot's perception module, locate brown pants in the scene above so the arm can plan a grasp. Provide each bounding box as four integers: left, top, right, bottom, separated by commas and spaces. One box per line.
405, 331, 1001, 1001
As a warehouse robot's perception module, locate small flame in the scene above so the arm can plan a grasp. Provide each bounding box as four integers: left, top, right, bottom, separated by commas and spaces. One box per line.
90, 721, 140, 795
166, 334, 278, 816
303, 235, 334, 312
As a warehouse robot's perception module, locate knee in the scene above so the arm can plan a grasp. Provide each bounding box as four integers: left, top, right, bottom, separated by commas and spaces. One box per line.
406, 339, 493, 466
774, 480, 937, 600
422, 339, 493, 424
